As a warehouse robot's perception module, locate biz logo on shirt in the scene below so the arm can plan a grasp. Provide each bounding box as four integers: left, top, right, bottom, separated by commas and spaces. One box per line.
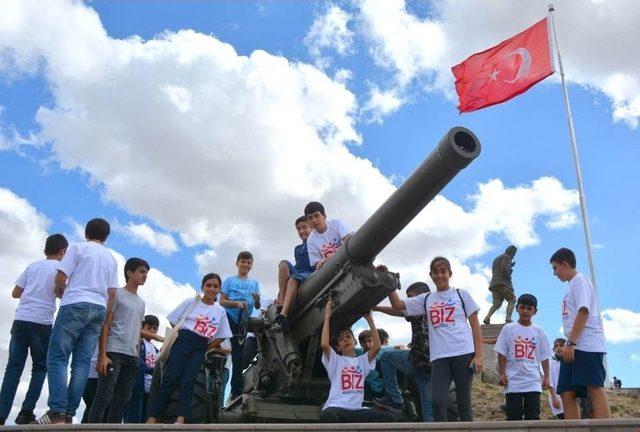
429, 299, 456, 328
514, 336, 536, 361
340, 365, 364, 394
193, 315, 219, 339
145, 352, 157, 368
321, 240, 341, 258
562, 297, 568, 318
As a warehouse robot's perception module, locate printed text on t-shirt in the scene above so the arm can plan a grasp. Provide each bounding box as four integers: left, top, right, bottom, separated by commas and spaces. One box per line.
429, 299, 457, 328
193, 315, 219, 338
514, 335, 537, 361
340, 365, 364, 394
321, 239, 341, 258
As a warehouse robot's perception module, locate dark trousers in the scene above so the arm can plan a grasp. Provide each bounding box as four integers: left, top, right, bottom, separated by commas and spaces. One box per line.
81, 378, 99, 423
320, 407, 395, 423
124, 389, 148, 423
506, 391, 541, 420
0, 320, 51, 419
87, 352, 139, 423
229, 319, 245, 396
149, 330, 207, 419
430, 352, 474, 422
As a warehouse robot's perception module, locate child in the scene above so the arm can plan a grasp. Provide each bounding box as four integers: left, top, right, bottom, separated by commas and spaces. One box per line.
372, 281, 433, 421
549, 338, 566, 419
494, 294, 551, 420
272, 216, 314, 332
36, 219, 118, 425
388, 256, 483, 422
124, 315, 161, 423
147, 273, 232, 424
304, 202, 352, 269
550, 247, 610, 419
88, 257, 148, 423
319, 300, 394, 423
80, 348, 100, 424
0, 234, 68, 425
357, 330, 373, 353
219, 251, 261, 401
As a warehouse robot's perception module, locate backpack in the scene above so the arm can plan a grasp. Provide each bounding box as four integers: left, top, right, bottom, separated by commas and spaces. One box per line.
423, 289, 468, 317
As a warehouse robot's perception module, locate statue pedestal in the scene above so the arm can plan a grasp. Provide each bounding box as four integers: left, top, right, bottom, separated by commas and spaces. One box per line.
480, 323, 505, 385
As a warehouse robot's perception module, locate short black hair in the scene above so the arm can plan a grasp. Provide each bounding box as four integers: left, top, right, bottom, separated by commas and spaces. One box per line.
553, 337, 566, 346
44, 234, 68, 256
124, 257, 150, 281
85, 218, 110, 242
357, 329, 371, 344
295, 215, 308, 226
377, 328, 389, 343
143, 315, 160, 327
236, 251, 253, 262
406, 281, 430, 295
550, 247, 576, 268
331, 328, 355, 349
304, 201, 325, 217
201, 272, 222, 288
517, 293, 537, 308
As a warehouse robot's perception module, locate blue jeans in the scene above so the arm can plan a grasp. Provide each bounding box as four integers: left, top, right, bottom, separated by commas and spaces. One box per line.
47, 302, 106, 415
380, 349, 433, 422
0, 320, 51, 419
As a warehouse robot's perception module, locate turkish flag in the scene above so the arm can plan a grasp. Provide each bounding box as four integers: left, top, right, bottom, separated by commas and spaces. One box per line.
452, 18, 554, 113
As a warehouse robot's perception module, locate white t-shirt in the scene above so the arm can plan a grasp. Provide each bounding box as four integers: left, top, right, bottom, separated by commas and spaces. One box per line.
494, 321, 552, 393
307, 219, 352, 267
548, 357, 564, 415
405, 288, 479, 362
562, 273, 606, 352
14, 259, 59, 325
58, 242, 118, 308
321, 348, 376, 410
167, 299, 233, 341
221, 339, 232, 369
142, 339, 158, 393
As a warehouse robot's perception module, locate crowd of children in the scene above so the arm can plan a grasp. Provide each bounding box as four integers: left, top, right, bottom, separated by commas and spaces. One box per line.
0, 205, 612, 425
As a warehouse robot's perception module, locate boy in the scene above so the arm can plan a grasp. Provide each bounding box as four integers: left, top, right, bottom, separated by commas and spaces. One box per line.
219, 251, 261, 401
0, 234, 68, 425
548, 338, 565, 419
272, 216, 314, 332
372, 281, 433, 421
304, 202, 352, 269
36, 218, 118, 425
125, 315, 160, 423
88, 257, 148, 423
494, 294, 551, 420
319, 300, 394, 423
550, 247, 610, 419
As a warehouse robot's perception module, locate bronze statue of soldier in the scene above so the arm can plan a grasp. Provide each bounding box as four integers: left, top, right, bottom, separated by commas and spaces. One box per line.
483, 245, 517, 325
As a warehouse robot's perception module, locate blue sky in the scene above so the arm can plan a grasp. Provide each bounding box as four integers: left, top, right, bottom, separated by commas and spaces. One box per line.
0, 0, 639, 417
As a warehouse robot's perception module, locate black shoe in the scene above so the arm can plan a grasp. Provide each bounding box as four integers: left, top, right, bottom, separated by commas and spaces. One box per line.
31, 411, 66, 425
373, 396, 404, 413
270, 314, 289, 333
14, 410, 35, 425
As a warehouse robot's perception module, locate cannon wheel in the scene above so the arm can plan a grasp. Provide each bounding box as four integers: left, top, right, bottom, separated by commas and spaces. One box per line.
147, 364, 214, 423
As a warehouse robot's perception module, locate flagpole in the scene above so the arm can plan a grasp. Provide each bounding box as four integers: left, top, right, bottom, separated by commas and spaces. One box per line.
547, 4, 598, 292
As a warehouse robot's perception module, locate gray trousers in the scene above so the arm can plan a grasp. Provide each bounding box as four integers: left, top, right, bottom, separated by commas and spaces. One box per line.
431, 352, 474, 422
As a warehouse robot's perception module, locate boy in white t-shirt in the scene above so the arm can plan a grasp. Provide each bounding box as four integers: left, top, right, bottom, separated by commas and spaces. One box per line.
494, 294, 551, 420
304, 202, 352, 270
319, 300, 394, 423
548, 338, 566, 419
0, 234, 68, 425
550, 247, 610, 419
36, 219, 119, 425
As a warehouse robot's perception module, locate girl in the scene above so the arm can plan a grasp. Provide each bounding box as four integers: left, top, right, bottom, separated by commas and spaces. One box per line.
388, 256, 483, 421
147, 273, 232, 424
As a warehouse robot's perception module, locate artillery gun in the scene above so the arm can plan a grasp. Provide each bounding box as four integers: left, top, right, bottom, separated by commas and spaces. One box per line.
149, 126, 481, 423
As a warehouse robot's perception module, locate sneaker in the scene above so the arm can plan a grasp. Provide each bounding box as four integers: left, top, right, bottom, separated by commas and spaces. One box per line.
66, 414, 73, 424
270, 314, 289, 333
373, 396, 404, 414
31, 411, 66, 425
14, 410, 35, 425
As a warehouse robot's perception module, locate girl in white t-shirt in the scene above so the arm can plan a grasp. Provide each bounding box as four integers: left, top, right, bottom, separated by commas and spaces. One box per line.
548, 338, 566, 419
319, 300, 394, 423
388, 256, 483, 422
147, 273, 232, 425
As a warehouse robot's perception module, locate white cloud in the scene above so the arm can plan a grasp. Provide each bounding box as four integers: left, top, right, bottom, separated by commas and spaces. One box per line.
304, 4, 353, 67
602, 308, 640, 344
362, 85, 404, 123
354, 0, 640, 127
121, 222, 179, 256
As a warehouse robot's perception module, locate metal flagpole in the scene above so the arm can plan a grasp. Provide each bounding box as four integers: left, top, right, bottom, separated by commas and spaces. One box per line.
548, 4, 598, 291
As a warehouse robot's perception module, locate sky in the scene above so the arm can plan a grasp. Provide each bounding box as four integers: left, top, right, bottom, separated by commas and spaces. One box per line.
0, 0, 639, 421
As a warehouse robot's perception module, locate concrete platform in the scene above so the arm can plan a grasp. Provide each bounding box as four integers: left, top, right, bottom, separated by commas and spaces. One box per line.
2, 419, 640, 431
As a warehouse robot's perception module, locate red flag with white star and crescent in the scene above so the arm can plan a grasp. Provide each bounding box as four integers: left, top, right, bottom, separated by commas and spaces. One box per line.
451, 18, 554, 113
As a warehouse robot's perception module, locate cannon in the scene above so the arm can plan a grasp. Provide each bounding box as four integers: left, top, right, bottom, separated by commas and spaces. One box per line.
226, 126, 482, 422
148, 126, 481, 423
